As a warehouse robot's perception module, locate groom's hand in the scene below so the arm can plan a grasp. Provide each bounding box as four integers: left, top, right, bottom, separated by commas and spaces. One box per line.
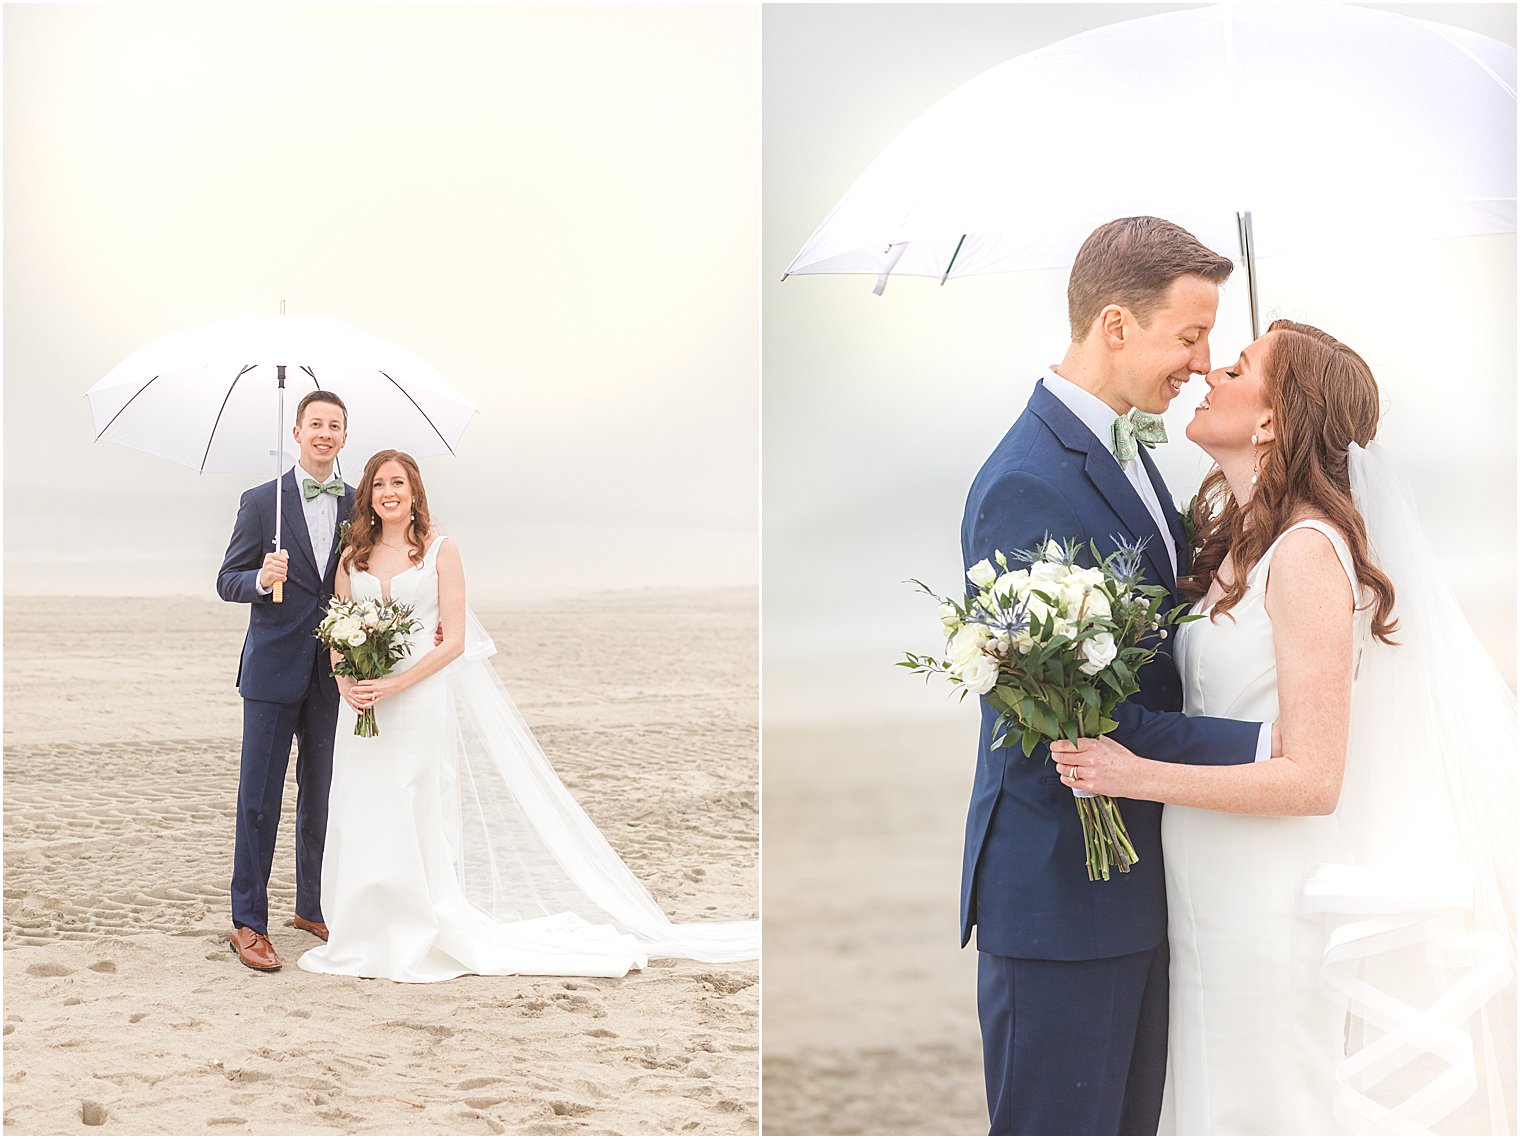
258, 550, 289, 590
1270, 721, 1283, 758
434, 622, 444, 647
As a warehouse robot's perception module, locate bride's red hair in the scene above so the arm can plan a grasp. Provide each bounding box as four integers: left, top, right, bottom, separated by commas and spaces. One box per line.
341, 449, 432, 574
1180, 319, 1398, 645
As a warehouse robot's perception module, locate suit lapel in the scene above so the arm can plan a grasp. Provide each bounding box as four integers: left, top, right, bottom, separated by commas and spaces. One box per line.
1030, 384, 1176, 593
325, 484, 355, 581
1140, 448, 1191, 580
281, 469, 320, 577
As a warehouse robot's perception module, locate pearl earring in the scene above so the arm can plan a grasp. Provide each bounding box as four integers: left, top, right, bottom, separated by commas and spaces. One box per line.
1250, 434, 1260, 487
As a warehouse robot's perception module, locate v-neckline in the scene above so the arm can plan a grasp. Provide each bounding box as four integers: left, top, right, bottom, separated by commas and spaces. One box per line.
363, 537, 438, 603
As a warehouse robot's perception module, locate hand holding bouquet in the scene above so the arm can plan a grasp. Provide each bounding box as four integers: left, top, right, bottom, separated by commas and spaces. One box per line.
315, 597, 424, 737
901, 537, 1199, 880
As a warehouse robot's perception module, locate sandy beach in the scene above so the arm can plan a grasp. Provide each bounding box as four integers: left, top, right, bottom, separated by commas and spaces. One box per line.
761, 710, 987, 1136
3, 588, 758, 1136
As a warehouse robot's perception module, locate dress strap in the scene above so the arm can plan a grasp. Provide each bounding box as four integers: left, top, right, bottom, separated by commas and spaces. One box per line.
422, 534, 449, 566
1259, 520, 1357, 595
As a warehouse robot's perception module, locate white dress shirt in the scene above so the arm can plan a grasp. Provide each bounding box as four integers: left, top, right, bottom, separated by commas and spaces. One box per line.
255, 463, 341, 595
1041, 369, 1177, 579
1040, 370, 1271, 763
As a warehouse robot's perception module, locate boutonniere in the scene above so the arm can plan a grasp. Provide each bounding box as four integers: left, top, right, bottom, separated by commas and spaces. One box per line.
1177, 495, 1199, 547
336, 519, 352, 549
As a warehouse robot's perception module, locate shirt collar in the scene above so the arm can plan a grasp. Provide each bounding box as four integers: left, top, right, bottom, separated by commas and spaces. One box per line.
1040, 369, 1127, 460
294, 463, 336, 492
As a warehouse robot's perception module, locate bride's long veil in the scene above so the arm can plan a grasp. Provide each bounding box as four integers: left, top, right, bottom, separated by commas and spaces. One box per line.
434, 610, 758, 964
1304, 441, 1515, 1133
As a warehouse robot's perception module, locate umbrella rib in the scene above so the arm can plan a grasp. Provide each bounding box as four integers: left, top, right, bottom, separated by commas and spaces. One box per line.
377, 370, 456, 455
93, 375, 162, 440
939, 235, 968, 286
199, 364, 259, 473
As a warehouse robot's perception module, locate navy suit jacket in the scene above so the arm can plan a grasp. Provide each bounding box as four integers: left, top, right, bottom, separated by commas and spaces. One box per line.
217, 469, 354, 705
959, 381, 1260, 961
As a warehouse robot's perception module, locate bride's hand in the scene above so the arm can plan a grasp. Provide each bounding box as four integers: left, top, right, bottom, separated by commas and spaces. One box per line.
336, 677, 365, 713
1050, 736, 1142, 798
350, 676, 402, 708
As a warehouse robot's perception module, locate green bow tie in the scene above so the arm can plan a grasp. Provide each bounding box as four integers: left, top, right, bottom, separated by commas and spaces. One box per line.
301, 476, 345, 501
1112, 411, 1168, 464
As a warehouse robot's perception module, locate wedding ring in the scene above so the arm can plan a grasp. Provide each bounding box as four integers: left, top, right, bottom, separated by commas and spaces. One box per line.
1071, 767, 1081, 782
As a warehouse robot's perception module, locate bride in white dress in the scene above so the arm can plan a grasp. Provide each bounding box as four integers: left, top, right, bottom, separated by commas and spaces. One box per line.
299, 449, 758, 983
1053, 321, 1514, 1134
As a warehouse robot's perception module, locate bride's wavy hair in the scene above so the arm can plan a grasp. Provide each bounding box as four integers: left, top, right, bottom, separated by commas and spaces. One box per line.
1180, 319, 1398, 645
341, 449, 433, 574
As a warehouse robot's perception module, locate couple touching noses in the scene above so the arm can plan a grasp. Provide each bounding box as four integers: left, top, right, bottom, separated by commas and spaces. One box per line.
962, 217, 1511, 1135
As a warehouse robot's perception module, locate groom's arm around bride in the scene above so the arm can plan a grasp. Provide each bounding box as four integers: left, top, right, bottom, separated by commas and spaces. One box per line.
961, 218, 1267, 1137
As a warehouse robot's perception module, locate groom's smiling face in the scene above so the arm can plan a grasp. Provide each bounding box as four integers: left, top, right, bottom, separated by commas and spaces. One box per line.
1113, 274, 1220, 416
293, 400, 347, 477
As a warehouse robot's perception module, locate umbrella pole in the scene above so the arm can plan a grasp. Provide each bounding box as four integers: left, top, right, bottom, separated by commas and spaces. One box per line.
1236, 211, 1261, 339
272, 365, 285, 604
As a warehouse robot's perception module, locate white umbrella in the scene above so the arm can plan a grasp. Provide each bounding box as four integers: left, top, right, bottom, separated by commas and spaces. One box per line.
783, 3, 1516, 331
85, 311, 477, 599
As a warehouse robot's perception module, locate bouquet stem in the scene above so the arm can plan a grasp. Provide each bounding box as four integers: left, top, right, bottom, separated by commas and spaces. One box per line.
1075, 793, 1137, 881
354, 707, 379, 738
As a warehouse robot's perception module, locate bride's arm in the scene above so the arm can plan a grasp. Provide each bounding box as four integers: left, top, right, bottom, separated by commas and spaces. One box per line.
1052, 528, 1354, 815
350, 539, 465, 705
330, 557, 365, 712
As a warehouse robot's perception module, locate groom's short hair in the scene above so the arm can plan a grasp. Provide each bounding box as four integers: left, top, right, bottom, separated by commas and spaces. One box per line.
295, 389, 348, 428
1068, 217, 1233, 339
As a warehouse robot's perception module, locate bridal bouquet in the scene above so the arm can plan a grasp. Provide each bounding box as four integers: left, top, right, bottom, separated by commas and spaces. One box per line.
315, 597, 424, 738
901, 537, 1199, 880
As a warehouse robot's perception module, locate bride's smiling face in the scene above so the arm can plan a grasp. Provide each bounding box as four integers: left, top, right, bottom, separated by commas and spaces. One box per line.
1185, 332, 1275, 457
370, 460, 413, 526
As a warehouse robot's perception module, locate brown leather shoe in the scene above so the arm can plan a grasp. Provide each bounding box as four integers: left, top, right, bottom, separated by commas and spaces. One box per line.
228, 926, 281, 971
293, 915, 329, 942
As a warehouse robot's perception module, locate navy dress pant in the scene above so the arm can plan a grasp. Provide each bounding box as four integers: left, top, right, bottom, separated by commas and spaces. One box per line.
978, 942, 1169, 1136
230, 655, 337, 934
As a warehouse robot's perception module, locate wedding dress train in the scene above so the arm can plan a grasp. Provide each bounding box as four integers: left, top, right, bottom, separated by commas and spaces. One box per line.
299, 537, 758, 983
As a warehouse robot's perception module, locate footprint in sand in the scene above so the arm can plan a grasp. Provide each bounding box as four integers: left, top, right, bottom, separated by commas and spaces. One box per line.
87, 961, 116, 974
456, 1076, 506, 1091
25, 962, 73, 977
80, 1101, 108, 1127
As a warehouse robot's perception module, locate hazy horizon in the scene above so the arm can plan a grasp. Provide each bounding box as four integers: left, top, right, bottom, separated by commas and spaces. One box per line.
5, 4, 760, 599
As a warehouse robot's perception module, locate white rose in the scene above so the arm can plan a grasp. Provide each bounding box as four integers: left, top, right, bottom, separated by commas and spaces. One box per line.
994, 569, 1030, 599
1029, 559, 1066, 583
345, 630, 368, 648
330, 617, 360, 643
938, 603, 961, 631
949, 624, 991, 667
1078, 633, 1119, 676
1082, 588, 1112, 619
967, 559, 997, 589
957, 652, 1000, 695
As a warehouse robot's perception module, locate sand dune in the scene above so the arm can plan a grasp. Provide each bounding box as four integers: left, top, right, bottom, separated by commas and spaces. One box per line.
4, 590, 758, 1136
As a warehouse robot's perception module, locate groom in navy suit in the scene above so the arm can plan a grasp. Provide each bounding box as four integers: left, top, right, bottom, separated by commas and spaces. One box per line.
960, 218, 1275, 1134
217, 390, 352, 971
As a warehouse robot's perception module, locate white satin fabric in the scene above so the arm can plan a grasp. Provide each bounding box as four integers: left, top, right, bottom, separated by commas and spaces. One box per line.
299, 537, 757, 984
1165, 520, 1357, 1135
